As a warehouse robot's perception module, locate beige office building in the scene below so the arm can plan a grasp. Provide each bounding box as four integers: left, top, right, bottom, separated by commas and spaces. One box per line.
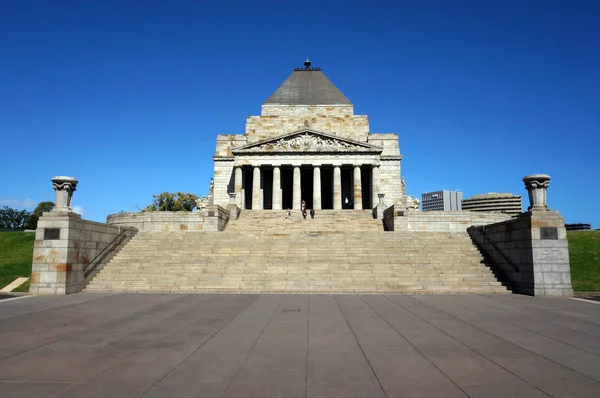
462, 193, 522, 218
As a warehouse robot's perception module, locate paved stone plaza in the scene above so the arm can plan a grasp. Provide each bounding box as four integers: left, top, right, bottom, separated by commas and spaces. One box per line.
1, 293, 600, 397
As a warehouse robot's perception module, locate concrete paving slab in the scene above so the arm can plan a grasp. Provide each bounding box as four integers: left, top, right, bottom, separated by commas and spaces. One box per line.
0, 293, 600, 397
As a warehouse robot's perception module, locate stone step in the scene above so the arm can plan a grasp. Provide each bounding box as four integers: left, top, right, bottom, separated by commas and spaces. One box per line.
85, 212, 507, 294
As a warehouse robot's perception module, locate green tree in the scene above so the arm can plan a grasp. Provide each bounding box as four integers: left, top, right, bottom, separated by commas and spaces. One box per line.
0, 206, 32, 229
24, 201, 55, 230
144, 192, 199, 211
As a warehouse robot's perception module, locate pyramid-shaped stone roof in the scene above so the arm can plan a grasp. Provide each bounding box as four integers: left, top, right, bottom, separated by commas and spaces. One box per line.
263, 68, 352, 106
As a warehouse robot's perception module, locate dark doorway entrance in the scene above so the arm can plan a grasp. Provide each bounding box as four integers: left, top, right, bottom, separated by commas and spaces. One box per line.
243, 167, 253, 209
281, 167, 293, 210
262, 168, 273, 209
321, 167, 333, 209
301, 168, 313, 209
361, 166, 372, 209
341, 167, 353, 209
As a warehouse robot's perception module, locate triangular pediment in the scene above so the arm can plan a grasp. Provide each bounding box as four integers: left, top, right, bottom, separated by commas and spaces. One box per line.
232, 129, 382, 154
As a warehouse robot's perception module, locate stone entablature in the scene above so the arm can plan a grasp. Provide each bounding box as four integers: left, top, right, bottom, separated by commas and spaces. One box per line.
231, 154, 382, 166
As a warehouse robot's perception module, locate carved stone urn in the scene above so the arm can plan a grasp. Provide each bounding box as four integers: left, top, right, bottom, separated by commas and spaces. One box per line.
523, 174, 551, 211
51, 176, 79, 212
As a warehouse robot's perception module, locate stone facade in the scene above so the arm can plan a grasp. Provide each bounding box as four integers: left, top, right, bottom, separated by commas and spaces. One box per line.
213, 65, 405, 211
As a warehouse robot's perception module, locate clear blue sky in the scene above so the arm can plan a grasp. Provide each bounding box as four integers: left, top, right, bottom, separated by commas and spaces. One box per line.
1, 1, 599, 227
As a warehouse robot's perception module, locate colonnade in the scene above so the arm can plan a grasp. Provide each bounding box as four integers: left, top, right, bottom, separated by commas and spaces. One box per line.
234, 165, 381, 210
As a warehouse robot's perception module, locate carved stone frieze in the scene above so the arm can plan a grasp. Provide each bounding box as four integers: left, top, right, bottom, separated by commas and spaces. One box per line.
234, 131, 381, 154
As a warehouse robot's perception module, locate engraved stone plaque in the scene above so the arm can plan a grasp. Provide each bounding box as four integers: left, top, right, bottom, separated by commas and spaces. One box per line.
44, 228, 60, 240
541, 227, 558, 240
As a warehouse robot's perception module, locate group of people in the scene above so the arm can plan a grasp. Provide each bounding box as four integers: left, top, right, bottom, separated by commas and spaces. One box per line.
286, 199, 315, 220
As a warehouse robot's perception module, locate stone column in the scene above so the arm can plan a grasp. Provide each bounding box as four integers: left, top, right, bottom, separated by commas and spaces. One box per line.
313, 166, 321, 210
51, 176, 79, 213
523, 174, 551, 211
293, 166, 301, 210
371, 166, 380, 210
272, 166, 282, 210
353, 166, 362, 210
234, 167, 243, 207
252, 166, 262, 210
333, 166, 342, 210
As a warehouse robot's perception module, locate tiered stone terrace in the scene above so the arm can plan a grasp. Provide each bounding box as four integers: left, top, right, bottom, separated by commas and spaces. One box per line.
85, 210, 510, 294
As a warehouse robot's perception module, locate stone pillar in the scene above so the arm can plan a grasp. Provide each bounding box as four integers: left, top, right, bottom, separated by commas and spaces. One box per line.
374, 193, 388, 220
293, 166, 301, 210
51, 176, 79, 213
272, 166, 282, 210
313, 166, 321, 210
333, 166, 342, 210
353, 166, 362, 210
523, 174, 551, 211
252, 166, 262, 210
234, 167, 243, 207
371, 166, 380, 209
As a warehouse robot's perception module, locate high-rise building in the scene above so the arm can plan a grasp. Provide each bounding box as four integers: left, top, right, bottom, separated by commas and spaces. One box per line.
421, 190, 463, 211
461, 193, 522, 217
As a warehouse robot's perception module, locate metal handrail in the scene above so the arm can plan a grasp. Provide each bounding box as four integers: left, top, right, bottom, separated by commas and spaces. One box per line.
83, 228, 131, 278
479, 225, 520, 272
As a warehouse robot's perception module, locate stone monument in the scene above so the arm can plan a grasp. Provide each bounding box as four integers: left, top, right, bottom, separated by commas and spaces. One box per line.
212, 60, 404, 212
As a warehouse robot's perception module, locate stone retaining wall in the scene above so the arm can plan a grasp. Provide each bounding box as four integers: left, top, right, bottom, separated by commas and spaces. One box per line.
30, 212, 133, 295
393, 211, 511, 232
107, 211, 206, 232
106, 205, 230, 232
468, 211, 573, 296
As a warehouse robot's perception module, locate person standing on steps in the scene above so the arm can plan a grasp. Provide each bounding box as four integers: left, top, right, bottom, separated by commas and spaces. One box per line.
310, 208, 315, 219
286, 208, 291, 220
301, 199, 307, 220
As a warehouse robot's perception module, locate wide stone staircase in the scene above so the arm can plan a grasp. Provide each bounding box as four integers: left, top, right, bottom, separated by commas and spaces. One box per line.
85, 210, 510, 294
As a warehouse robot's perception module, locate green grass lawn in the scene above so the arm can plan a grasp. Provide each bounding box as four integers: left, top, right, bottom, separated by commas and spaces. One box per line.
0, 231, 35, 292
568, 230, 600, 292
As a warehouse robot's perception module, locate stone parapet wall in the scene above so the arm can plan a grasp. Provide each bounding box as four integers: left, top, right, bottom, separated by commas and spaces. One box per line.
246, 105, 369, 143
215, 134, 247, 157
203, 205, 230, 231
30, 212, 131, 295
379, 159, 403, 205
107, 211, 206, 232
107, 206, 230, 232
393, 211, 511, 232
468, 211, 573, 296
213, 158, 234, 207
367, 134, 401, 157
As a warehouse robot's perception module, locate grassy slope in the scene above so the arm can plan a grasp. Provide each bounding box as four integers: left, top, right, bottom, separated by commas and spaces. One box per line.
0, 232, 35, 292
0, 231, 598, 293
568, 230, 600, 292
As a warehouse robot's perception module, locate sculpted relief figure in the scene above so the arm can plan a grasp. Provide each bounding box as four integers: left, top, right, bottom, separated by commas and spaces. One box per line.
256, 133, 361, 152
195, 196, 209, 210
406, 195, 420, 211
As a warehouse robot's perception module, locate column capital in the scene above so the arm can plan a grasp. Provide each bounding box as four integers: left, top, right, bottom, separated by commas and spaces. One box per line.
523, 174, 551, 211
51, 176, 79, 212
